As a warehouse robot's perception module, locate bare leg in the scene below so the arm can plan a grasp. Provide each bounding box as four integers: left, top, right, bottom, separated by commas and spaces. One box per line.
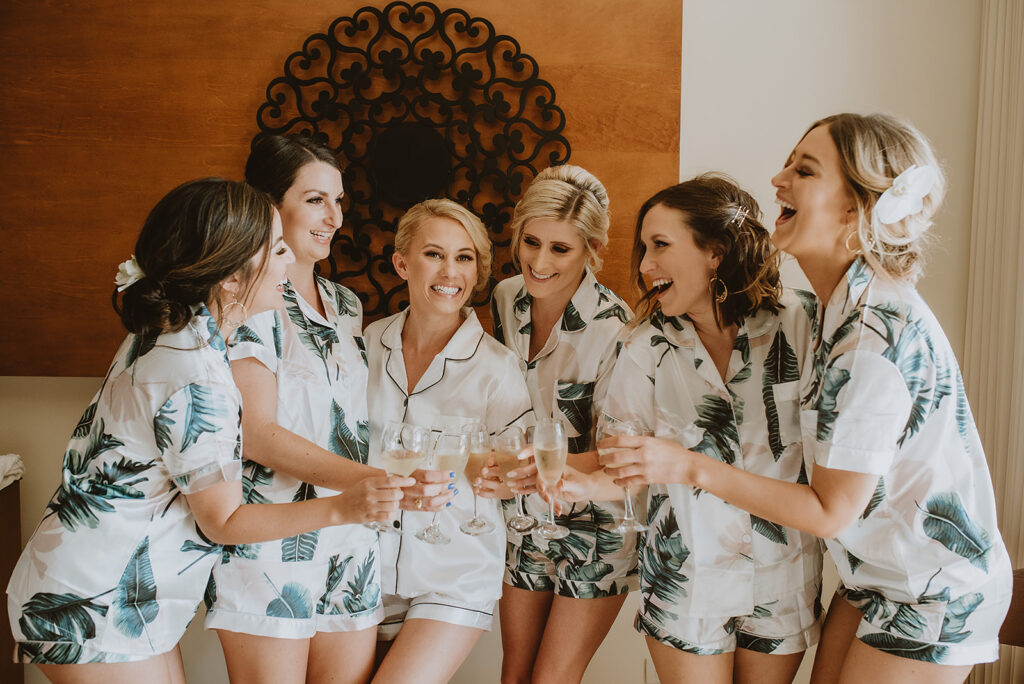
498, 585, 554, 684
371, 618, 482, 684
531, 593, 627, 684
307, 627, 378, 684
644, 634, 733, 684
837, 639, 971, 684
733, 648, 805, 684
810, 593, 862, 684
36, 646, 187, 684
216, 630, 310, 684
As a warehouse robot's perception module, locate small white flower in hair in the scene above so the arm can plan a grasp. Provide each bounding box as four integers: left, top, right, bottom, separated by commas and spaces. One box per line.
115, 255, 145, 291
874, 164, 939, 225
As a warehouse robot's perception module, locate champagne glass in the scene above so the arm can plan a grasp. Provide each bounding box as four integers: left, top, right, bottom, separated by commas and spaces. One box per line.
534, 418, 569, 540
461, 426, 496, 535
596, 415, 648, 533
368, 422, 428, 534
416, 432, 468, 545
494, 426, 535, 533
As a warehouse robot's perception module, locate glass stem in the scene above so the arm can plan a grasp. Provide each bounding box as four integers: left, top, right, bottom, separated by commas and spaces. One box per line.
622, 485, 636, 523
516, 493, 525, 517
472, 492, 479, 517
548, 497, 556, 525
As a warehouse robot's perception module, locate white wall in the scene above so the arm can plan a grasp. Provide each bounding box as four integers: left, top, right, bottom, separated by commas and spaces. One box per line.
2, 2, 983, 682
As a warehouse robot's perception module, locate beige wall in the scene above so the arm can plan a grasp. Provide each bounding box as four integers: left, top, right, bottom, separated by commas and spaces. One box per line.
2, 1, 986, 682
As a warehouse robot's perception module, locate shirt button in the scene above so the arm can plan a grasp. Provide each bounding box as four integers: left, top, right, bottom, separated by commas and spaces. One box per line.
742, 534, 751, 543
393, 520, 401, 529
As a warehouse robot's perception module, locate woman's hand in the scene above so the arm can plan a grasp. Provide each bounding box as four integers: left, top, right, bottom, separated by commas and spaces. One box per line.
331, 475, 411, 524
597, 435, 695, 488
475, 459, 513, 499
399, 468, 457, 512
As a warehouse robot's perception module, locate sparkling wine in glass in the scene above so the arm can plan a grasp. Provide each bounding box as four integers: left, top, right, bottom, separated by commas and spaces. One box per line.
416, 432, 468, 545
494, 426, 535, 533
596, 415, 647, 533
368, 422, 428, 534
534, 419, 569, 540
461, 426, 496, 536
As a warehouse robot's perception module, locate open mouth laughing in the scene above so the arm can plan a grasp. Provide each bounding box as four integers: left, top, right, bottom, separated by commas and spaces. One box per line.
776, 198, 797, 227
431, 283, 462, 297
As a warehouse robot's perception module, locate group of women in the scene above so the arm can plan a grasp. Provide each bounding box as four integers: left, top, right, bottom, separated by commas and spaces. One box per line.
6, 112, 1011, 684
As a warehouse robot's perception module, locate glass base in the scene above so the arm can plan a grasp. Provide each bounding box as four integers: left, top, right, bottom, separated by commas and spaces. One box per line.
365, 521, 400, 534
460, 517, 495, 536
507, 514, 538, 533
613, 518, 647, 534
415, 525, 451, 545
536, 522, 569, 540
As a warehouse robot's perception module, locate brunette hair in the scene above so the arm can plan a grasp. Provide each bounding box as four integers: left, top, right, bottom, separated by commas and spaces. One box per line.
245, 134, 343, 203
806, 113, 945, 282
394, 199, 493, 295
114, 178, 274, 336
630, 173, 781, 328
509, 164, 611, 272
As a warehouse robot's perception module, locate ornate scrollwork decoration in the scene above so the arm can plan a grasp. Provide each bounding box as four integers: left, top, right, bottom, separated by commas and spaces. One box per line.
254, 1, 571, 317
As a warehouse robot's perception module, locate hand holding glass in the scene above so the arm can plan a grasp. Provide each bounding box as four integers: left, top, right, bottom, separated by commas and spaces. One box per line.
416, 432, 468, 545
370, 422, 429, 534
494, 426, 535, 533
534, 419, 569, 540
461, 427, 496, 535
596, 416, 647, 533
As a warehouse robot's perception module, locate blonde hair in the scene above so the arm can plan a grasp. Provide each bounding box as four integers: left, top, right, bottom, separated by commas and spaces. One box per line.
394, 198, 492, 294
509, 164, 611, 273
809, 113, 946, 283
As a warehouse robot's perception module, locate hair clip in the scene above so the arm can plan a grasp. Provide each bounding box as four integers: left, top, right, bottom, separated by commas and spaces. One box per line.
730, 206, 749, 227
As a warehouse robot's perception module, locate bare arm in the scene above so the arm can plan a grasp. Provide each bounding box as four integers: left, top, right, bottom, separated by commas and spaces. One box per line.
599, 435, 878, 538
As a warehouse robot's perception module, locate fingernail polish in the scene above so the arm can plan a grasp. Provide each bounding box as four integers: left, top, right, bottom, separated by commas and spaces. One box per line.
448, 482, 455, 490
445, 502, 452, 508
449, 471, 456, 478
454, 488, 460, 495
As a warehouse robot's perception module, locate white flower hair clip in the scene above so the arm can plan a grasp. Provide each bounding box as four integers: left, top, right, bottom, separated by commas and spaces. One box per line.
873, 164, 939, 225
115, 255, 145, 292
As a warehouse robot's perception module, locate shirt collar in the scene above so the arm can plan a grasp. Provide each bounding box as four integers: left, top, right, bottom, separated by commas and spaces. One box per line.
380, 307, 484, 362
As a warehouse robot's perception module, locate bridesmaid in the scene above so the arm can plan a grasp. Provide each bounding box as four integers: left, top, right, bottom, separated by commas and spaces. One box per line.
488, 164, 635, 684
206, 135, 451, 684
6, 178, 404, 684
364, 198, 532, 684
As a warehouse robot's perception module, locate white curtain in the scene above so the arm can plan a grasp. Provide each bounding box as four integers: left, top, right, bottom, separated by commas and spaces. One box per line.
964, 1, 1023, 682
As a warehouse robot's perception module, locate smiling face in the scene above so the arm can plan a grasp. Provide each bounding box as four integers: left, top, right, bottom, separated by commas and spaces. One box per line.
393, 216, 478, 318
232, 210, 294, 318
276, 161, 344, 268
638, 203, 720, 320
517, 218, 590, 302
771, 124, 856, 262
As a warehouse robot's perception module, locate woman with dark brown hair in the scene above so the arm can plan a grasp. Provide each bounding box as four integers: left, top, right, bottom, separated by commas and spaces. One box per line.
566, 174, 823, 683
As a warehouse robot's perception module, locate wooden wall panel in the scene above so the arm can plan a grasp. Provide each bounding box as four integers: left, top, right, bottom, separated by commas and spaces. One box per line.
0, 0, 680, 376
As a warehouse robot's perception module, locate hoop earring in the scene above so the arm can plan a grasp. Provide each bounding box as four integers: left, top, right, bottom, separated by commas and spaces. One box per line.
709, 271, 728, 304
222, 298, 248, 328
845, 232, 862, 255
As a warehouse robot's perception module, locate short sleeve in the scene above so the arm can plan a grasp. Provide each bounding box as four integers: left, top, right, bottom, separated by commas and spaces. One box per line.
808, 350, 911, 475
154, 381, 242, 493
601, 334, 657, 434
228, 310, 281, 374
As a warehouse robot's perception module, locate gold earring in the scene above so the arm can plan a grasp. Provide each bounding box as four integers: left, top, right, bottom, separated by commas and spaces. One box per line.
222, 298, 248, 328
709, 271, 728, 304
845, 232, 862, 255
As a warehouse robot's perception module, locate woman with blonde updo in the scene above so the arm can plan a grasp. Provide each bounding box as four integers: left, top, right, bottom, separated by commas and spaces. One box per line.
486, 164, 636, 684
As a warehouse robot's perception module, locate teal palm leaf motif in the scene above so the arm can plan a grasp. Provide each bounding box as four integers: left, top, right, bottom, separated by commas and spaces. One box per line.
490, 297, 505, 344
93, 456, 150, 501
513, 288, 532, 318
736, 633, 784, 653
512, 533, 550, 576
918, 492, 991, 571
815, 366, 851, 441
594, 304, 629, 323
20, 641, 85, 665
518, 321, 533, 336
328, 400, 368, 464
355, 336, 367, 366
556, 381, 596, 454
242, 461, 274, 505
691, 394, 739, 465
342, 551, 381, 614
72, 402, 98, 439
562, 561, 614, 583
273, 316, 283, 359
595, 281, 615, 306
882, 603, 928, 639
859, 633, 947, 663
847, 550, 863, 574
939, 592, 983, 643
154, 398, 175, 454
282, 287, 338, 380
638, 495, 690, 626
550, 502, 621, 560
843, 587, 892, 624
264, 575, 313, 619
281, 530, 319, 562
571, 579, 622, 599
333, 284, 361, 317
18, 590, 111, 643
112, 537, 159, 648
205, 315, 226, 352
649, 313, 682, 366
762, 329, 800, 461
793, 289, 819, 338
47, 418, 127, 530
804, 309, 861, 403
203, 575, 217, 611
861, 476, 886, 519
751, 515, 788, 544
181, 383, 227, 449
317, 554, 353, 615
953, 372, 972, 445
232, 324, 263, 347
797, 460, 809, 485
507, 569, 551, 591
730, 333, 752, 384
126, 332, 159, 369
178, 537, 222, 576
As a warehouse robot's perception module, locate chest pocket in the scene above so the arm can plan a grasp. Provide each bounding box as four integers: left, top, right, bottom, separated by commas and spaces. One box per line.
767, 380, 801, 459
555, 380, 596, 454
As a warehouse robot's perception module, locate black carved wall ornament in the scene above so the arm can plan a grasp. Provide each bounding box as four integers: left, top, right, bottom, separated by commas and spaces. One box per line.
254, 1, 571, 317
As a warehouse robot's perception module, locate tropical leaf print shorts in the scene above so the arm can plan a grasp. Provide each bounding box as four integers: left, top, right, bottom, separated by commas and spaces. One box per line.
503, 499, 639, 599
838, 580, 1010, 666
636, 578, 822, 655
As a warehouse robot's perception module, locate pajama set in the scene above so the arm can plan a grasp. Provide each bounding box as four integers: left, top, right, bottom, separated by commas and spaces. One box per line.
802, 258, 1011, 666
491, 271, 638, 599
7, 306, 243, 664
205, 278, 381, 638
604, 290, 823, 654
365, 308, 532, 638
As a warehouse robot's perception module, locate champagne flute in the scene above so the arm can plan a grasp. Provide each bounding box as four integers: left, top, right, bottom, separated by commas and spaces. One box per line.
494, 426, 535, 533
369, 422, 429, 534
534, 418, 569, 540
596, 415, 648, 533
416, 432, 468, 545
461, 426, 496, 535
